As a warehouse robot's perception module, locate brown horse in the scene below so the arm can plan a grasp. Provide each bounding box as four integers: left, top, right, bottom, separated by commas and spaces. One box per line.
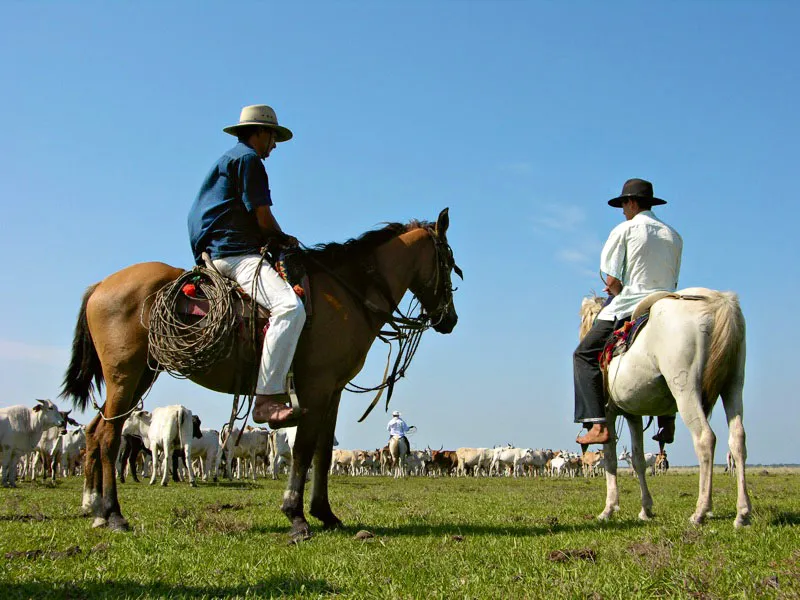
61, 208, 459, 540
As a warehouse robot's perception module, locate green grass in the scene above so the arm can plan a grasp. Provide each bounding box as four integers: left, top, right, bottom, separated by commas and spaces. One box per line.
1, 471, 798, 599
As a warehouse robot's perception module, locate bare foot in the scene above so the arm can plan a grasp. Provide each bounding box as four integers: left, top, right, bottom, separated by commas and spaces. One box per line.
576, 424, 610, 445
253, 394, 307, 427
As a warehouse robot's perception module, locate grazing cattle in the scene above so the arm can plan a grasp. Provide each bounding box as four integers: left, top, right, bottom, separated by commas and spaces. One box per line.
57, 428, 86, 477
269, 427, 295, 480
217, 425, 270, 480
581, 450, 605, 477
330, 449, 359, 475
655, 451, 669, 475
127, 406, 201, 486
523, 449, 554, 477
405, 449, 432, 476
429, 449, 458, 476
0, 400, 66, 487
490, 447, 533, 477
455, 447, 492, 477
171, 422, 218, 482
618, 447, 657, 476
117, 427, 151, 483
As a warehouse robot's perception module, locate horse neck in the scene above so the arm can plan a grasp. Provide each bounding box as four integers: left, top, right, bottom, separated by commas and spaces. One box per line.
372, 227, 433, 310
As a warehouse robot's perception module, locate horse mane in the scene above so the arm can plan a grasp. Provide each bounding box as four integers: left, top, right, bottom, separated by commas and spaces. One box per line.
579, 294, 605, 340
301, 220, 432, 272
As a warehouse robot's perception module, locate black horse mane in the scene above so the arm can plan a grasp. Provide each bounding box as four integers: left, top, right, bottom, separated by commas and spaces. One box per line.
301, 220, 432, 272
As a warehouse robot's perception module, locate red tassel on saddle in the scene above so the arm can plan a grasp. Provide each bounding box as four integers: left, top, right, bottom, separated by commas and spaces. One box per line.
182, 283, 197, 298
293, 284, 304, 297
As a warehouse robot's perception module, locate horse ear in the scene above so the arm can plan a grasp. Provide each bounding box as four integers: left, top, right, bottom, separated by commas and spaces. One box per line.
435, 207, 450, 237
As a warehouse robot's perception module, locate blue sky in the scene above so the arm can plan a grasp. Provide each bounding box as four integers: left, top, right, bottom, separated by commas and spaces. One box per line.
1, 2, 797, 466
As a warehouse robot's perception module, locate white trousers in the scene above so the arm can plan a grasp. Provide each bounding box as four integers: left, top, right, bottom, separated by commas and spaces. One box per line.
212, 254, 306, 395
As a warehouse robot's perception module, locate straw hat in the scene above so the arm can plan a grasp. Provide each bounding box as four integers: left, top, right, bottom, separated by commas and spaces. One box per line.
223, 104, 293, 142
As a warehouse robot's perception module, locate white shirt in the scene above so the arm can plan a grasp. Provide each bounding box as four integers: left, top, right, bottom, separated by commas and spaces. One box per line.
598, 210, 683, 321
387, 417, 410, 437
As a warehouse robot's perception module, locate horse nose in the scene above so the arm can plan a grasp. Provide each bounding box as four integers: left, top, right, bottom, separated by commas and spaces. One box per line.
434, 311, 457, 334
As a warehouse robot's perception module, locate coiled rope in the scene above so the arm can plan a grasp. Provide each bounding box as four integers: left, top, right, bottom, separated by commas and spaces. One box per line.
144, 266, 242, 377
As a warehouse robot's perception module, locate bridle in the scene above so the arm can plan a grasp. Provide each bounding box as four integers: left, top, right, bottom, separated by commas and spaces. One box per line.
342, 225, 463, 421
420, 228, 463, 328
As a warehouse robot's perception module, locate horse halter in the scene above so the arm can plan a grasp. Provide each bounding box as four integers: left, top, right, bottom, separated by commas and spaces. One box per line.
420, 227, 463, 328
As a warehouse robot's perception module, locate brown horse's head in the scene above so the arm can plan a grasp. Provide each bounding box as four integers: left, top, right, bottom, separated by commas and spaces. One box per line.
411, 208, 462, 334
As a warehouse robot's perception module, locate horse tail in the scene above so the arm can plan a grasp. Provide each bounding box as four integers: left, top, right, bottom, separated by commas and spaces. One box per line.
60, 283, 104, 411
702, 291, 746, 415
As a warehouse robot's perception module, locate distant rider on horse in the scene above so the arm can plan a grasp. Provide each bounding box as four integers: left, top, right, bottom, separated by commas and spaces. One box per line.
387, 410, 412, 449
574, 178, 683, 445
187, 104, 305, 428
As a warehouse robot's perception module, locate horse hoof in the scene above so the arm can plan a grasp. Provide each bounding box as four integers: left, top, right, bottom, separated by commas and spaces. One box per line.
322, 518, 345, 531
638, 509, 654, 521
689, 514, 705, 526
108, 514, 130, 532
92, 517, 108, 529
289, 524, 313, 544
734, 515, 751, 529
597, 512, 612, 522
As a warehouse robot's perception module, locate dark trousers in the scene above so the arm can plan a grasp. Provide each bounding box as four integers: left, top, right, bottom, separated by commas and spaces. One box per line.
574, 318, 620, 422
573, 317, 677, 431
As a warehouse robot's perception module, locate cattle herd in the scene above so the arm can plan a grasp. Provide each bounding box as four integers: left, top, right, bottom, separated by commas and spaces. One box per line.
0, 399, 673, 488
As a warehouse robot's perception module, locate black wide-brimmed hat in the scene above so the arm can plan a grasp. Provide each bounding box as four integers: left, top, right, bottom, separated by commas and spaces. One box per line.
608, 178, 666, 208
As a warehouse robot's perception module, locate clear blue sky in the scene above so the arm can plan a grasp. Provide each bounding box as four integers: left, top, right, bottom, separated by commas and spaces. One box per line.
1, 3, 797, 466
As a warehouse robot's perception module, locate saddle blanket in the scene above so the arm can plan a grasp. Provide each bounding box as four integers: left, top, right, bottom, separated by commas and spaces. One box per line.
599, 313, 650, 370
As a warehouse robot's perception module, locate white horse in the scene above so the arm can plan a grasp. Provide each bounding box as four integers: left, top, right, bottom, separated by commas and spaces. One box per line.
388, 435, 409, 479
580, 288, 751, 528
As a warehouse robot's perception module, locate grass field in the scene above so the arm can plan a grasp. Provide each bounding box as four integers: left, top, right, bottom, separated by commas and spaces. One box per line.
1, 470, 798, 599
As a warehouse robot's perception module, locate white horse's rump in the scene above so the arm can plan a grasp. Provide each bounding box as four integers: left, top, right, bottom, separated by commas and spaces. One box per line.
580, 287, 751, 528
388, 435, 409, 478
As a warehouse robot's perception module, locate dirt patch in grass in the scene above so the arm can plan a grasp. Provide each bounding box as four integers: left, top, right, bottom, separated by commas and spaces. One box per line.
628, 540, 671, 570
205, 501, 246, 513
195, 513, 252, 535
548, 548, 597, 563
5, 545, 81, 560
0, 512, 48, 522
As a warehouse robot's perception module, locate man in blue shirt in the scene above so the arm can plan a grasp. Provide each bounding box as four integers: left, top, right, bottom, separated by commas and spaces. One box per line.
188, 105, 306, 428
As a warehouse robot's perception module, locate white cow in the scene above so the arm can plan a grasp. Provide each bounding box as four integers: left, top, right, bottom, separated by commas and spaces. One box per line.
127, 406, 201, 486
57, 428, 86, 477
490, 447, 533, 477
0, 400, 65, 487
190, 429, 220, 481
269, 427, 295, 479
217, 425, 270, 480
454, 448, 492, 477
618, 447, 657, 476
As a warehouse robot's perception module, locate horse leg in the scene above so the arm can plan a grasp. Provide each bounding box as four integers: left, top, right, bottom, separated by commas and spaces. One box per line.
627, 416, 655, 520
309, 392, 345, 530
721, 367, 751, 528
675, 389, 716, 525
281, 410, 323, 542
82, 414, 104, 519
94, 369, 156, 531
598, 412, 620, 520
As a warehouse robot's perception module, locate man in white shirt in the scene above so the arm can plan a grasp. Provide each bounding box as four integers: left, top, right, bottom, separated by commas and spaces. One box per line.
387, 410, 412, 447
574, 179, 683, 445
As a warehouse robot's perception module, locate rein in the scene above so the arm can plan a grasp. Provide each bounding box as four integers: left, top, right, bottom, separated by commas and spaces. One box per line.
299, 227, 459, 422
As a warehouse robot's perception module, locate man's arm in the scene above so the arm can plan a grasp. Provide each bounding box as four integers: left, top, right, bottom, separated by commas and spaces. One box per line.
255, 205, 298, 247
